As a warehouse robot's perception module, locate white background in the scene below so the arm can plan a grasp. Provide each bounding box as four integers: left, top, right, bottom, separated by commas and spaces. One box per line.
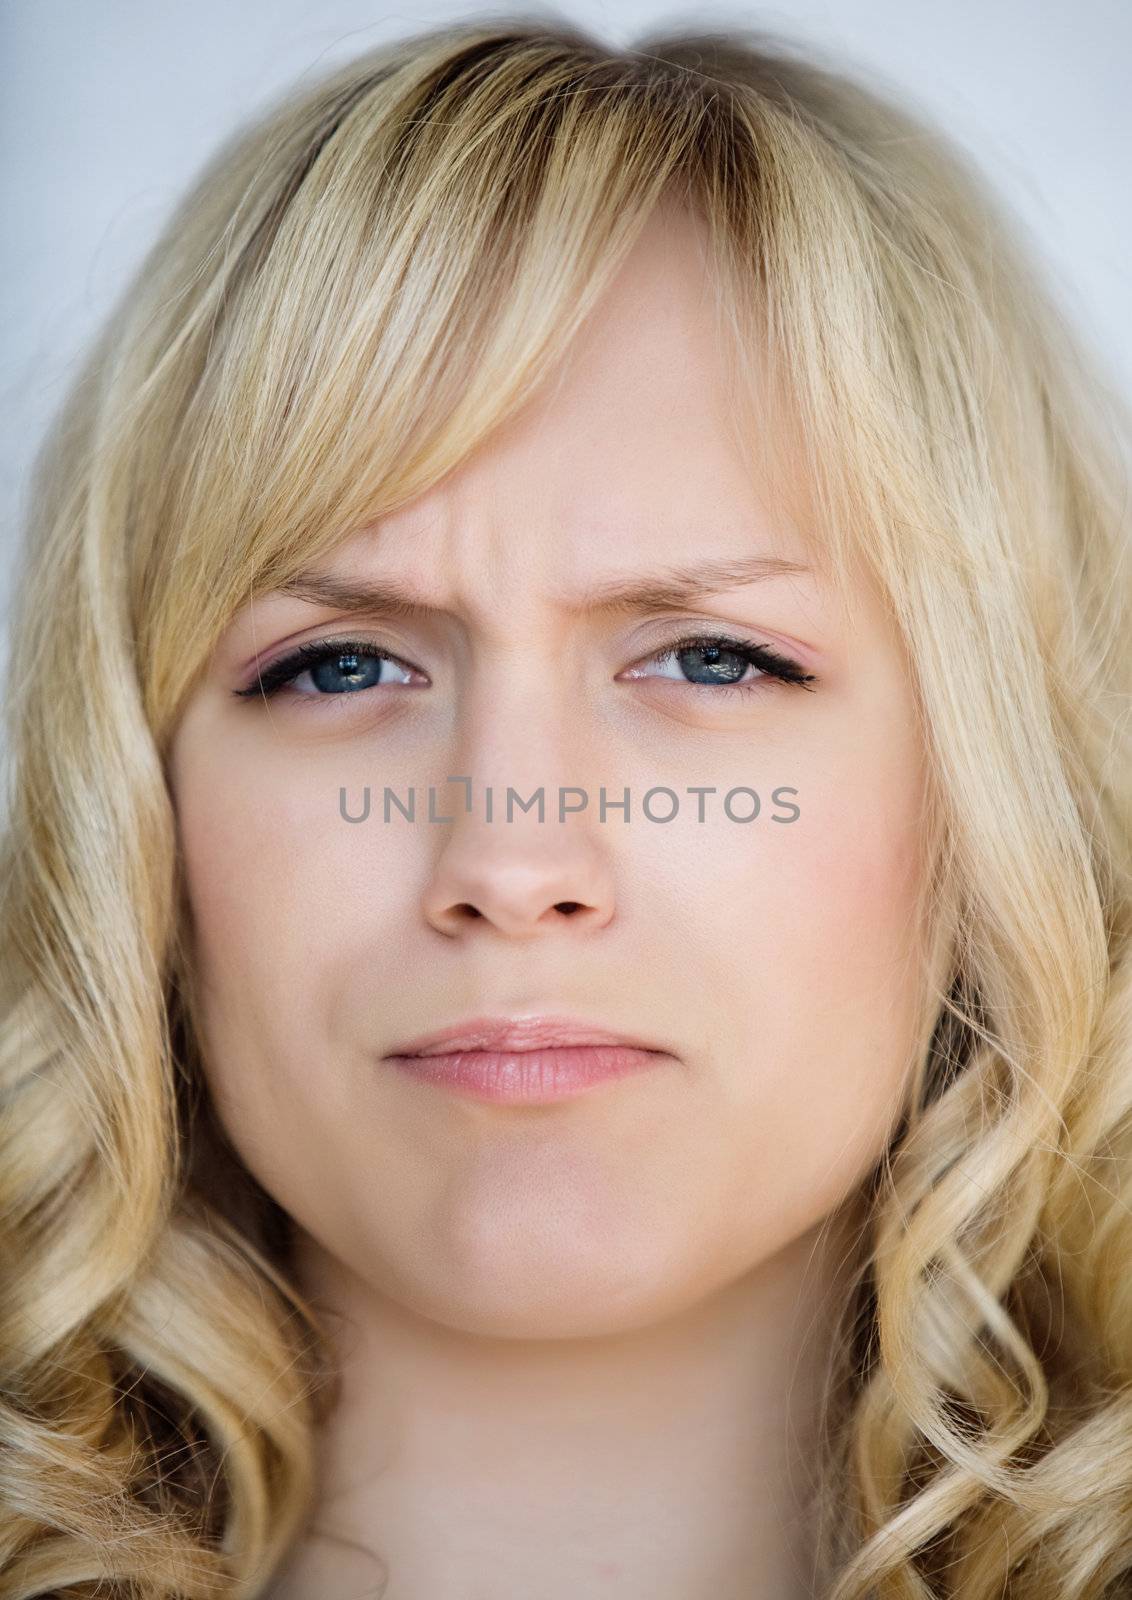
2, 0, 1130, 646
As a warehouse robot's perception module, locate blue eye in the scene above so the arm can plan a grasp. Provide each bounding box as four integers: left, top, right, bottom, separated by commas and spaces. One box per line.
628, 634, 816, 695
232, 639, 422, 699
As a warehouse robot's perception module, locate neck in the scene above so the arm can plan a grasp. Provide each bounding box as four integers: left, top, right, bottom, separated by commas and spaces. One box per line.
274, 1200, 866, 1600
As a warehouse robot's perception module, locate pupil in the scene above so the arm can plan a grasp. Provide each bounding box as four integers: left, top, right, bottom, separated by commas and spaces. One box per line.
679, 644, 747, 685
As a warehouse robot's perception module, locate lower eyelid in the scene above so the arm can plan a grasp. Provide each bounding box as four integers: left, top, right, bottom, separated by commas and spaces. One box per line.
627, 670, 768, 698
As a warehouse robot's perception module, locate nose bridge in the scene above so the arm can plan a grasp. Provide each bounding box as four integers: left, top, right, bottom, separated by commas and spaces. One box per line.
420, 664, 618, 938
458, 660, 590, 807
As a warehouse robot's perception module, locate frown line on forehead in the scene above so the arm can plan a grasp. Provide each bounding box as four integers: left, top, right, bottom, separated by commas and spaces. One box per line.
274, 554, 817, 622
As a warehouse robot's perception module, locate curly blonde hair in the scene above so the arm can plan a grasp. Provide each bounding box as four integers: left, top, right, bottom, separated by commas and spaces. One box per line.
2, 16, 1130, 1598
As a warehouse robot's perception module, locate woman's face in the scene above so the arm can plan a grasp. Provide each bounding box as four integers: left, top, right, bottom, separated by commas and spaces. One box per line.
169, 205, 932, 1338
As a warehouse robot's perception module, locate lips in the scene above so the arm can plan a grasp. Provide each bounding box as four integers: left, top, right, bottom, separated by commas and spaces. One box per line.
384, 1013, 670, 1059
382, 1013, 675, 1105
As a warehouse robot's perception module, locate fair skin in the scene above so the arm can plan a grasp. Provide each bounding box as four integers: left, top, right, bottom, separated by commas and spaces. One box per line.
169, 204, 933, 1599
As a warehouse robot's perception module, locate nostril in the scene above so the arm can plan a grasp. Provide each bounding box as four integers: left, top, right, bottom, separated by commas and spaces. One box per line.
555, 902, 583, 915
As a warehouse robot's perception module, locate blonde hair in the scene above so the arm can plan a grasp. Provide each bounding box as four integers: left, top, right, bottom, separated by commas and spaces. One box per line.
2, 16, 1130, 1598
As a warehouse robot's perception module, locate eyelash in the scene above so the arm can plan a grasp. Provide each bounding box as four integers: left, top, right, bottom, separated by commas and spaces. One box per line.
232, 632, 818, 701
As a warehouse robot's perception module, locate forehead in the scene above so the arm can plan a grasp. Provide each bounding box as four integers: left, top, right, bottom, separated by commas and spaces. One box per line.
324, 203, 808, 587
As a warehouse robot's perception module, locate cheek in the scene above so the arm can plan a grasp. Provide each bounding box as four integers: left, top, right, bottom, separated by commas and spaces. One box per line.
692, 754, 929, 1236
175, 738, 403, 965
171, 739, 417, 1118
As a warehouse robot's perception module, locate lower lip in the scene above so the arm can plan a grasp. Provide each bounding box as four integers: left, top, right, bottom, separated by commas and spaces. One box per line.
385, 1045, 669, 1103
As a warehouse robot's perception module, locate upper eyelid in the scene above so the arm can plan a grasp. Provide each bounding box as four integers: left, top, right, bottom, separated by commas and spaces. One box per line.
250, 623, 792, 671
258, 635, 419, 674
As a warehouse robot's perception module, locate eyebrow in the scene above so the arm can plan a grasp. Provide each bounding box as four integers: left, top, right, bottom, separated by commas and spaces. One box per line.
276, 555, 813, 619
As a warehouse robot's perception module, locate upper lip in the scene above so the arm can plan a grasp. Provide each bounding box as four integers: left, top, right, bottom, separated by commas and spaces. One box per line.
385, 1013, 671, 1058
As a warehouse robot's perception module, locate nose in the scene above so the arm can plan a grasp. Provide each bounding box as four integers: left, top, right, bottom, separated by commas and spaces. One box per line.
419, 688, 617, 941
421, 786, 616, 939
423, 834, 614, 937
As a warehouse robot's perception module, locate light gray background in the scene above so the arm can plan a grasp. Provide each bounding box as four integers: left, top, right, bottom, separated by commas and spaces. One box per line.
2, 0, 1130, 680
